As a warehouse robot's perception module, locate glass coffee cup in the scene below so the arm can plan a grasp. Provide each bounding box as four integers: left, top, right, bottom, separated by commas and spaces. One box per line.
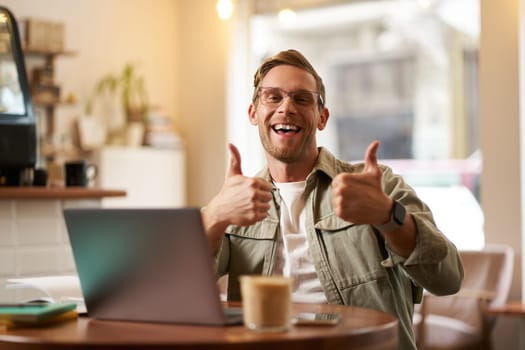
239, 275, 292, 332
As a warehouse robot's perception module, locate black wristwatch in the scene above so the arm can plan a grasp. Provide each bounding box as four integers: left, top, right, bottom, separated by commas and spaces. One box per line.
374, 200, 406, 232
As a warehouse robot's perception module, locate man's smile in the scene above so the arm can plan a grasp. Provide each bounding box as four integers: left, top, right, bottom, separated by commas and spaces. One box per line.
272, 123, 301, 135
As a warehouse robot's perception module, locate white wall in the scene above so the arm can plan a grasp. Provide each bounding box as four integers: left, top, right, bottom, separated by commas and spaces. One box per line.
0, 198, 99, 302
176, 0, 231, 206
480, 0, 522, 348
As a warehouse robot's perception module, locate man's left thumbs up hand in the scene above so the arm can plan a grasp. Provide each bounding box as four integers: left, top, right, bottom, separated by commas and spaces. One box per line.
331, 141, 393, 225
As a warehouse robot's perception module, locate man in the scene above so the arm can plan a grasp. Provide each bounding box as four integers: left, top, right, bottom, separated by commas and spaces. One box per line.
202, 49, 463, 350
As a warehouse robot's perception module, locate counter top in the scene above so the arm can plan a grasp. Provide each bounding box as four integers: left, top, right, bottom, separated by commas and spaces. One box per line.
0, 187, 126, 199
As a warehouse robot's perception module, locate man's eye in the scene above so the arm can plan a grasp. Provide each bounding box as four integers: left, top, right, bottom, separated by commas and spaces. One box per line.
294, 94, 313, 105
267, 94, 282, 102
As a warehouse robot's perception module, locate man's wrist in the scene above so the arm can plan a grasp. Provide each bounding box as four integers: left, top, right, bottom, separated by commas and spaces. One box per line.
374, 200, 406, 232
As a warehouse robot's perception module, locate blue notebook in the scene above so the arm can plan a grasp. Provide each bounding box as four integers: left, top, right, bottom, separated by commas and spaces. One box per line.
0, 302, 77, 323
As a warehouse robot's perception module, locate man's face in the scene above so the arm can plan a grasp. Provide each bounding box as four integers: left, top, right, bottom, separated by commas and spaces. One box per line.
248, 65, 329, 164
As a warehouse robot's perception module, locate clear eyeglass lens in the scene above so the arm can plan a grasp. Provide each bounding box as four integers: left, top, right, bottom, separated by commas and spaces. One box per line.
260, 88, 317, 107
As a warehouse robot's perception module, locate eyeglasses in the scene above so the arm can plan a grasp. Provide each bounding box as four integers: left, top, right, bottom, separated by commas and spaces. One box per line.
257, 87, 323, 108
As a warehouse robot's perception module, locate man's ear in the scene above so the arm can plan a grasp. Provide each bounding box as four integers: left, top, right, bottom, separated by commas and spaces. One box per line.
317, 107, 330, 130
248, 103, 258, 125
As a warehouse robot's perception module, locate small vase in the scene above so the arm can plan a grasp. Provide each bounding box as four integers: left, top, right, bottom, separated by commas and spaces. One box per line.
126, 122, 145, 147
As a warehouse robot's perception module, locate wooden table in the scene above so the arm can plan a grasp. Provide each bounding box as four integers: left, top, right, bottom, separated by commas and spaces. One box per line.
0, 303, 398, 350
486, 301, 525, 316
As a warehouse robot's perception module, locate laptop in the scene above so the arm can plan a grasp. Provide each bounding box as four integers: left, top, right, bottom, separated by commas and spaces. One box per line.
63, 207, 242, 326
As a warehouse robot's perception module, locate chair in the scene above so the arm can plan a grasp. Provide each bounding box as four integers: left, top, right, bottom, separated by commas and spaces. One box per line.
413, 244, 514, 350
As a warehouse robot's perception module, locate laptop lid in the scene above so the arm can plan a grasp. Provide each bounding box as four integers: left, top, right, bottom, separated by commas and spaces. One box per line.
63, 207, 237, 325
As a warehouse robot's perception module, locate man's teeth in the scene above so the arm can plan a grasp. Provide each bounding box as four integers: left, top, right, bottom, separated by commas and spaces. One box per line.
274, 124, 299, 131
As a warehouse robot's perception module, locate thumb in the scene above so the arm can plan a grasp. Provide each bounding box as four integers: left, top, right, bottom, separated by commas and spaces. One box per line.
363, 140, 380, 173
227, 143, 243, 177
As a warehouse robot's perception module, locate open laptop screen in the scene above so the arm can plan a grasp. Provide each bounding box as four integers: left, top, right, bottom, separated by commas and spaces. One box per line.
63, 208, 239, 325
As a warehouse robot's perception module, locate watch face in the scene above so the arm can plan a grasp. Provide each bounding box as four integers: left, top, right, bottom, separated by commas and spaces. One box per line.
393, 201, 406, 225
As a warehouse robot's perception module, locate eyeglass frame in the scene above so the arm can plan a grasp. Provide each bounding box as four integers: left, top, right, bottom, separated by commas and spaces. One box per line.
255, 86, 324, 109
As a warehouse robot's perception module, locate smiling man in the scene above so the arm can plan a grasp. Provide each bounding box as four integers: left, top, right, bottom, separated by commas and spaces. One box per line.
202, 49, 463, 350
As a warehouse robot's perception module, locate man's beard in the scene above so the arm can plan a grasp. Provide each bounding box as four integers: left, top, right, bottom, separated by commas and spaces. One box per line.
258, 126, 315, 164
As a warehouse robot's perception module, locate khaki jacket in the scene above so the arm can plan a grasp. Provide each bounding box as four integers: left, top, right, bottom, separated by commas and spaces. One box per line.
214, 147, 463, 350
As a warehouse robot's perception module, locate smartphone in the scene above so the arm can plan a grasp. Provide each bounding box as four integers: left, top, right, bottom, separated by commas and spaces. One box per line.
292, 312, 341, 326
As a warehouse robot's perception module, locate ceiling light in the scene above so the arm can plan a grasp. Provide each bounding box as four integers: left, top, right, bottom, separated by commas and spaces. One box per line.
278, 8, 296, 25
417, 0, 435, 9
217, 0, 233, 21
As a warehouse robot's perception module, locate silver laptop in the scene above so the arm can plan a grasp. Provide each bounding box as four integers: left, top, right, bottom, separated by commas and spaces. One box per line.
63, 207, 242, 325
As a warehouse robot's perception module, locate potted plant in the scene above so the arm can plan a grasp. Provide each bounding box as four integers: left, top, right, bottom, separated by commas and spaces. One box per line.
86, 63, 149, 146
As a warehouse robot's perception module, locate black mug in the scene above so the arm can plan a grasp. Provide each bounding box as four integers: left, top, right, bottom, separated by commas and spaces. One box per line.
65, 160, 97, 187
32, 168, 48, 187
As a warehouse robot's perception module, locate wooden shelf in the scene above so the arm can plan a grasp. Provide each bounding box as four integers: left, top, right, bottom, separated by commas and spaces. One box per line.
0, 187, 126, 199
33, 100, 76, 108
23, 49, 77, 57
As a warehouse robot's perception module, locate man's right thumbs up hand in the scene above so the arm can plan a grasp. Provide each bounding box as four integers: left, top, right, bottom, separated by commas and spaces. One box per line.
203, 144, 273, 248
226, 143, 243, 177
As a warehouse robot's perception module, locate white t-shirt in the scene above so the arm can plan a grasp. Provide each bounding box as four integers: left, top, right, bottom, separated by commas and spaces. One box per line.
273, 181, 327, 303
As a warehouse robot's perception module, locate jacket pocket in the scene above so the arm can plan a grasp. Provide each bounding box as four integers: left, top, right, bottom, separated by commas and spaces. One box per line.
339, 275, 393, 311
315, 215, 387, 290
224, 220, 280, 300
226, 217, 279, 240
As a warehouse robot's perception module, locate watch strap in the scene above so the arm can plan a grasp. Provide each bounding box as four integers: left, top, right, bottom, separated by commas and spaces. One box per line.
373, 200, 406, 232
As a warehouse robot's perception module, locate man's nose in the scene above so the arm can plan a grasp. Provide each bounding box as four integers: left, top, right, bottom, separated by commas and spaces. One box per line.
278, 94, 297, 112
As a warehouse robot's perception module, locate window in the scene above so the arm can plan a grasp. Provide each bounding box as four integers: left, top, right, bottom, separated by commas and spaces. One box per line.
228, 0, 482, 249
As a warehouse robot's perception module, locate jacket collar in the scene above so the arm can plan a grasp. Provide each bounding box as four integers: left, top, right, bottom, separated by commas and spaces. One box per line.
256, 147, 340, 183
